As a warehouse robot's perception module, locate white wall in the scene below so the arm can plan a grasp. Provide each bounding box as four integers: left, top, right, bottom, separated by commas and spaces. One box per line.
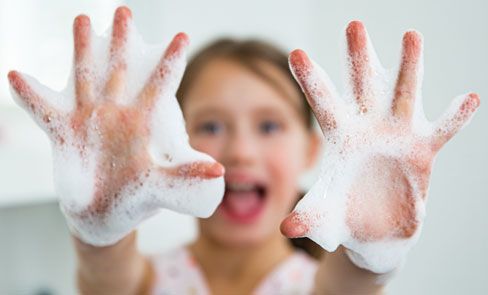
0, 0, 487, 294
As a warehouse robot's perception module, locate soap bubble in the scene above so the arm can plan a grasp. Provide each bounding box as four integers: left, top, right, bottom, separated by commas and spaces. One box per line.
9, 7, 225, 246
284, 21, 480, 274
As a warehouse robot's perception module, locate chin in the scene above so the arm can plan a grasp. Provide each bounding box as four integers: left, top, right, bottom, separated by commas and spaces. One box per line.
199, 215, 280, 248
221, 229, 271, 248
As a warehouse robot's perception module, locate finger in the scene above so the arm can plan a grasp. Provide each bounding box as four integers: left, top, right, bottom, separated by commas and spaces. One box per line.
280, 211, 309, 238
137, 32, 189, 111
430, 93, 480, 151
73, 14, 94, 108
163, 161, 225, 179
104, 6, 133, 100
346, 21, 380, 114
289, 49, 341, 132
392, 31, 423, 122
8, 71, 64, 142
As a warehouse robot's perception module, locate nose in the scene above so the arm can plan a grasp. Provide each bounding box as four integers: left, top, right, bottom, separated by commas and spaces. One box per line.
222, 125, 259, 167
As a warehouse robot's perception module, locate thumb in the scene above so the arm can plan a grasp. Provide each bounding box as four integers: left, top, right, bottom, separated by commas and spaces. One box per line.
164, 161, 225, 179
280, 211, 309, 238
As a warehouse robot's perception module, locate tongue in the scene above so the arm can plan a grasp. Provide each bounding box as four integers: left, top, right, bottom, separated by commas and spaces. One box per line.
223, 190, 261, 216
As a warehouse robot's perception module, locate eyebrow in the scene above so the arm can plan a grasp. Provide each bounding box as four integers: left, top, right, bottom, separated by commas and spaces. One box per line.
187, 104, 295, 121
252, 106, 290, 118
186, 106, 228, 120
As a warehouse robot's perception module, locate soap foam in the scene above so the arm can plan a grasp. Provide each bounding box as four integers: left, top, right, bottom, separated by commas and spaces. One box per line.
289, 22, 478, 275
11, 10, 224, 246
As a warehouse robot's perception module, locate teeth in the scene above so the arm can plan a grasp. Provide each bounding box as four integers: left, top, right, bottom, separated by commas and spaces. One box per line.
227, 182, 256, 192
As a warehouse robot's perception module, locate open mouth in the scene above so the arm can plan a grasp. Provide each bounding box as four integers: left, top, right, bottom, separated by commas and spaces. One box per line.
219, 181, 267, 224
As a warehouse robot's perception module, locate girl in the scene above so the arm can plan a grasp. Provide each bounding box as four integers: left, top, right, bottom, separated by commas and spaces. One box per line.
8, 6, 479, 295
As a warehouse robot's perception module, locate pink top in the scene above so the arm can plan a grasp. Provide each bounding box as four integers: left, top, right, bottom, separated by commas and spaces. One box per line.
150, 246, 318, 294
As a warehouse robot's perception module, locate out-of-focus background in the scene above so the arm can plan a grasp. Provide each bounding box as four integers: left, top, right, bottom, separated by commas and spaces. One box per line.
0, 0, 486, 294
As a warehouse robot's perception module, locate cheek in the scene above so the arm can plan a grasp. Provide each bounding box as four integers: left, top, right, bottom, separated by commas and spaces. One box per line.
265, 135, 308, 206
189, 135, 224, 162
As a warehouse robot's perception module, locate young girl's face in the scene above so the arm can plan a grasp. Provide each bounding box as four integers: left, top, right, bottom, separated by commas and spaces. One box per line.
182, 58, 319, 247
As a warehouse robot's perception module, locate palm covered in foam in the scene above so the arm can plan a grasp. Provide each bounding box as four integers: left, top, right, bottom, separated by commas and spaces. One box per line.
9, 7, 224, 246
281, 21, 480, 273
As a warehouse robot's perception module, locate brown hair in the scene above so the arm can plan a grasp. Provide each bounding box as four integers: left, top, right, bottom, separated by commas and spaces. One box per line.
176, 38, 323, 260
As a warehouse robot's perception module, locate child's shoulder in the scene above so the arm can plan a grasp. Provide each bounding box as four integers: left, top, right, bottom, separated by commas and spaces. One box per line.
254, 249, 318, 294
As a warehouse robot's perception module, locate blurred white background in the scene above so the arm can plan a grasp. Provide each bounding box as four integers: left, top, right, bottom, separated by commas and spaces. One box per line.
0, 0, 487, 294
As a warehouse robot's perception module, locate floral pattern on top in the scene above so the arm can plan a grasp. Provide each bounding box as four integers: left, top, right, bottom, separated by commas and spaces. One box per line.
150, 246, 318, 295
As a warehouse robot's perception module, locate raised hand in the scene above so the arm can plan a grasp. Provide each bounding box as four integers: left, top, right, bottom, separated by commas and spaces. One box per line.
8, 7, 224, 246
281, 21, 480, 273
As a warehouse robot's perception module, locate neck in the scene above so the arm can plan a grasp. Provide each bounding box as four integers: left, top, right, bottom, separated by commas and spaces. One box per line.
188, 230, 294, 292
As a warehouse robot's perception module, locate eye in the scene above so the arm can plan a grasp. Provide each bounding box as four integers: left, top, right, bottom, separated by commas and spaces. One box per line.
259, 120, 282, 135
196, 121, 222, 135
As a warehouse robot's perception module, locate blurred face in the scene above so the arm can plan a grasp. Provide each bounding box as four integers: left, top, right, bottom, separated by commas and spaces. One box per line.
182, 58, 317, 247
